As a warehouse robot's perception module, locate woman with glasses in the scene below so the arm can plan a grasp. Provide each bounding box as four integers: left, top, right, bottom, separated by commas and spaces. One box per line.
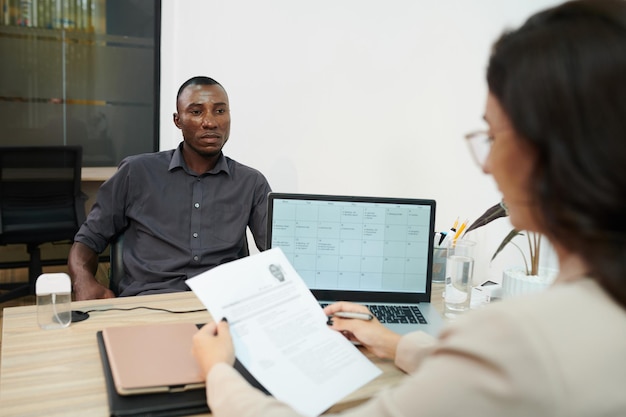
193, 1, 626, 415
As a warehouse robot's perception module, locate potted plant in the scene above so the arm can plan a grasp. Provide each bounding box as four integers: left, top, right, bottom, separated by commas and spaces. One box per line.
463, 202, 556, 297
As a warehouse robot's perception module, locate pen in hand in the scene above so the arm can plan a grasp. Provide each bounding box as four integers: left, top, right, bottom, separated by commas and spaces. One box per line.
328, 311, 374, 321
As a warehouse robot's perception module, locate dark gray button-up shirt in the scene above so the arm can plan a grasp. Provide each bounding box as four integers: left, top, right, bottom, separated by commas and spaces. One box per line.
75, 143, 272, 296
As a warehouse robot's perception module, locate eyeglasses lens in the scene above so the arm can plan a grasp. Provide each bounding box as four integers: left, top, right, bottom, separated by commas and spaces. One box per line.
467, 132, 491, 167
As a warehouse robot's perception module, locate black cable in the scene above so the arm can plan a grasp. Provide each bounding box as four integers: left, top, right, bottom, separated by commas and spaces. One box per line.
80, 306, 207, 314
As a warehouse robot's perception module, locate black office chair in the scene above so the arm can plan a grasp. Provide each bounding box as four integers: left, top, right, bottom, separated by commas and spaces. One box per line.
0, 146, 86, 303
108, 232, 125, 296
108, 232, 250, 295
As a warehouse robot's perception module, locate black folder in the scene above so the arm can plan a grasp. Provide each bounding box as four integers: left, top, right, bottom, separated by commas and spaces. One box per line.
97, 328, 269, 417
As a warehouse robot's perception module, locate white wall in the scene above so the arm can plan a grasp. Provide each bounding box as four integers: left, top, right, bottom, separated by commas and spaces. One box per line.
159, 0, 562, 283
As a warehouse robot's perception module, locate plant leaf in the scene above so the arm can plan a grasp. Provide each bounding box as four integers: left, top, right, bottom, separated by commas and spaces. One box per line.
490, 229, 523, 262
463, 202, 508, 236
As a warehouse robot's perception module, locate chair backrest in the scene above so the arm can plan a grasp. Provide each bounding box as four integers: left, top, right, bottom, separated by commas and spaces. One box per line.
108, 232, 250, 295
109, 232, 125, 295
0, 146, 86, 245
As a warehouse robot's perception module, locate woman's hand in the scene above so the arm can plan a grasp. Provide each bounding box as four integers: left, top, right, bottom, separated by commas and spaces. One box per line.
192, 319, 236, 378
324, 302, 402, 360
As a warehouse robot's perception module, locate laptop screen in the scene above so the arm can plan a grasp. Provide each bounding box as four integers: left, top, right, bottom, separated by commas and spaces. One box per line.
267, 193, 437, 303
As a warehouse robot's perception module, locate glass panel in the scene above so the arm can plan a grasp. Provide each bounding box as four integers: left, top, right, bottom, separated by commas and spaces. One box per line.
0, 0, 159, 167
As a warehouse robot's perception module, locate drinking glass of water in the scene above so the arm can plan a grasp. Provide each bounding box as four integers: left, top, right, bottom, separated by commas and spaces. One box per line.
444, 239, 476, 318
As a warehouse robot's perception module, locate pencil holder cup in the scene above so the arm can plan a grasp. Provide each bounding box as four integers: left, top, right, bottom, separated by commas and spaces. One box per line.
432, 247, 447, 283
36, 273, 72, 330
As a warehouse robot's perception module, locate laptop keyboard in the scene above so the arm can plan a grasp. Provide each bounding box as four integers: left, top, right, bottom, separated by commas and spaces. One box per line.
321, 303, 427, 324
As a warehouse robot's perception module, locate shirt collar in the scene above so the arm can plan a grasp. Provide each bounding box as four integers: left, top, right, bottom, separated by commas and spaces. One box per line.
169, 142, 231, 176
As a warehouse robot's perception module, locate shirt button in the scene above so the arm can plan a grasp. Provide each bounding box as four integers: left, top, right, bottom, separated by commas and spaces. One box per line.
194, 202, 200, 208
193, 232, 198, 238
193, 255, 199, 261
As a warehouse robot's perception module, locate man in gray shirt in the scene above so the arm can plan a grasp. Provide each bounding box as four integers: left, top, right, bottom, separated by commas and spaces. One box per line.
68, 76, 272, 300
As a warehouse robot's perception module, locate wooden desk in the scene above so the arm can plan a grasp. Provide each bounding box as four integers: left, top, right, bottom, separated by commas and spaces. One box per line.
0, 286, 445, 416
81, 167, 117, 182
0, 292, 210, 416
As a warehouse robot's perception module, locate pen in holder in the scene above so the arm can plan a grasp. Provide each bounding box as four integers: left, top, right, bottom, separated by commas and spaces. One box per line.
36, 273, 72, 330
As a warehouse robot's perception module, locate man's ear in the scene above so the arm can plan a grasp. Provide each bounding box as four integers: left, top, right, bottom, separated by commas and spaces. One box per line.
173, 112, 181, 129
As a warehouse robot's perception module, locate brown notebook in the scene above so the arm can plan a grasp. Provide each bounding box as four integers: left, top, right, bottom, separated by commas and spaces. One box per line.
102, 322, 205, 396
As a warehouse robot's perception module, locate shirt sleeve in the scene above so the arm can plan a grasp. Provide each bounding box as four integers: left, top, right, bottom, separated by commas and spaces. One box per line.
207, 363, 299, 417
248, 172, 272, 251
394, 331, 437, 373
73, 161, 130, 253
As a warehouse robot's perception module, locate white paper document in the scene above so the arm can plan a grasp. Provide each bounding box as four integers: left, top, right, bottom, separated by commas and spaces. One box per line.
186, 247, 382, 417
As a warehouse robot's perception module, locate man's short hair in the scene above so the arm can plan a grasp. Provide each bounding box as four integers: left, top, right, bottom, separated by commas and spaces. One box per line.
176, 76, 223, 101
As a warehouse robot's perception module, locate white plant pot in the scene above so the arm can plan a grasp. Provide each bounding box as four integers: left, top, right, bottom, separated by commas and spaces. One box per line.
501, 267, 558, 298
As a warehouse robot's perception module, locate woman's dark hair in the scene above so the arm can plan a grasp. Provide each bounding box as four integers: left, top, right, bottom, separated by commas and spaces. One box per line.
487, 0, 626, 306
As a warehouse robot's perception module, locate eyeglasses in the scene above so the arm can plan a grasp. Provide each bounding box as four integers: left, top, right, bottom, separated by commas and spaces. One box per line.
464, 130, 493, 168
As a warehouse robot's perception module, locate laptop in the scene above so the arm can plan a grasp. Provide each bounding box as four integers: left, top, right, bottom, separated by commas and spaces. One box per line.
101, 322, 205, 396
266, 192, 444, 336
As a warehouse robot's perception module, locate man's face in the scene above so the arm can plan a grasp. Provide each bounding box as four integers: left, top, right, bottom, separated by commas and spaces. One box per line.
173, 84, 231, 158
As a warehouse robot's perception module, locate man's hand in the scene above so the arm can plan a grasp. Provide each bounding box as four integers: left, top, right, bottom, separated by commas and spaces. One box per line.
192, 319, 236, 378
73, 278, 115, 301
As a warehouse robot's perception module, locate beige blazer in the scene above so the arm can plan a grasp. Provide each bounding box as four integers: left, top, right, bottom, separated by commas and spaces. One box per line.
206, 278, 626, 416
